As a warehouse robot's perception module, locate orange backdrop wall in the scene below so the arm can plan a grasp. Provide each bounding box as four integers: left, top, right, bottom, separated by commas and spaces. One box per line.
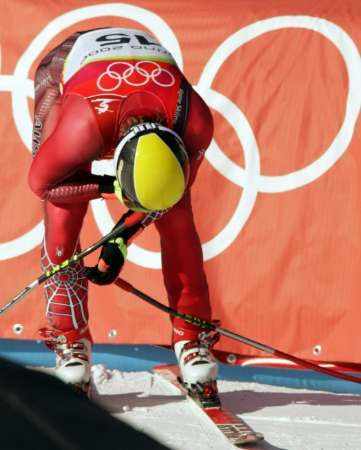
1, 0, 361, 363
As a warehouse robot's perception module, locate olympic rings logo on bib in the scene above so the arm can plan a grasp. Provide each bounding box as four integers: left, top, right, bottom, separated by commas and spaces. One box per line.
96, 61, 176, 92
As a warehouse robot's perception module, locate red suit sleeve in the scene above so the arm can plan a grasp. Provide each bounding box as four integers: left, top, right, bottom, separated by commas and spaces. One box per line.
28, 94, 104, 203
182, 88, 214, 187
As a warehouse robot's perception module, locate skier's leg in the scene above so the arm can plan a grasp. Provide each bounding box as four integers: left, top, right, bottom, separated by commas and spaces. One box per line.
155, 192, 218, 386
155, 192, 211, 338
42, 200, 89, 331
40, 199, 92, 385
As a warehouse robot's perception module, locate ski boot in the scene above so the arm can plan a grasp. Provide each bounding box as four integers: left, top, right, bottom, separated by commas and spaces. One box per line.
174, 329, 220, 407
39, 326, 92, 394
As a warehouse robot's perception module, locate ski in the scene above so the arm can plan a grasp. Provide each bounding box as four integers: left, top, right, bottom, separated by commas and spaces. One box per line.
153, 364, 264, 447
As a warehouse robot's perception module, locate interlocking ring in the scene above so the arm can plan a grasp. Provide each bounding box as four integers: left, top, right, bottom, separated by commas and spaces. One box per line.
96, 60, 175, 92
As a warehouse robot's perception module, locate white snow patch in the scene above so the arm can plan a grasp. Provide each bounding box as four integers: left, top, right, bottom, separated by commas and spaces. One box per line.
88, 368, 361, 450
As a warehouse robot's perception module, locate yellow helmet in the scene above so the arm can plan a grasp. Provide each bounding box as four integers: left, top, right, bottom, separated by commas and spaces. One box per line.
114, 122, 189, 212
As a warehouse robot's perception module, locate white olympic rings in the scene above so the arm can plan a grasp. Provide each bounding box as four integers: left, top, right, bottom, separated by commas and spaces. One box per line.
96, 60, 176, 92
0, 4, 360, 268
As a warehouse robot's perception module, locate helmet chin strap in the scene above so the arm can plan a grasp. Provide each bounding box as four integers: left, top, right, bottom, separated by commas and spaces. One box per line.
113, 179, 124, 205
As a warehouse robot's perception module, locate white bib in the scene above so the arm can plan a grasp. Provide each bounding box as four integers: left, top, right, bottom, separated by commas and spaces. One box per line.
63, 28, 175, 83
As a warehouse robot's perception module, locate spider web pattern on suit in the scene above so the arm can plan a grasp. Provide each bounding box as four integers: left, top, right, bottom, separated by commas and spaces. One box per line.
41, 240, 88, 330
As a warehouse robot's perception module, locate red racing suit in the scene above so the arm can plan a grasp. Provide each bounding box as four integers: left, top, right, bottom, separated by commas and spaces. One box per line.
28, 28, 213, 344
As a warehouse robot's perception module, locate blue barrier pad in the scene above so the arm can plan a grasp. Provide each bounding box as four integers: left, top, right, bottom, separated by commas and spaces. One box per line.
1, 339, 360, 395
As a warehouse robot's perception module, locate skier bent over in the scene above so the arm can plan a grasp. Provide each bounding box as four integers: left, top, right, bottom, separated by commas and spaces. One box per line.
29, 27, 218, 397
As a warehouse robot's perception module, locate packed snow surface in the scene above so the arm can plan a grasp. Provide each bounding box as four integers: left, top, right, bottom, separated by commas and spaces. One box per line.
90, 365, 361, 450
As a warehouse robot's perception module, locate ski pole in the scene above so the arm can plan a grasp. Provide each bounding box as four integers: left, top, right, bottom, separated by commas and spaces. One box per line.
114, 277, 361, 386
0, 212, 150, 316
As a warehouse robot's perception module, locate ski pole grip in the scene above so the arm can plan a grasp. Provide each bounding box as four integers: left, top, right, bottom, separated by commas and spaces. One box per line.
115, 278, 133, 292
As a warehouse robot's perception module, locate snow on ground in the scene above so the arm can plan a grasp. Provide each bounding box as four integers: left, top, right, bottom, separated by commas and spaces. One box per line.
90, 365, 361, 450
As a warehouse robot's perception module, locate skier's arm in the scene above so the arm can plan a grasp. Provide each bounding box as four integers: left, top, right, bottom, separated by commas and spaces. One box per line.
28, 94, 104, 204
39, 174, 118, 204
85, 209, 150, 285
